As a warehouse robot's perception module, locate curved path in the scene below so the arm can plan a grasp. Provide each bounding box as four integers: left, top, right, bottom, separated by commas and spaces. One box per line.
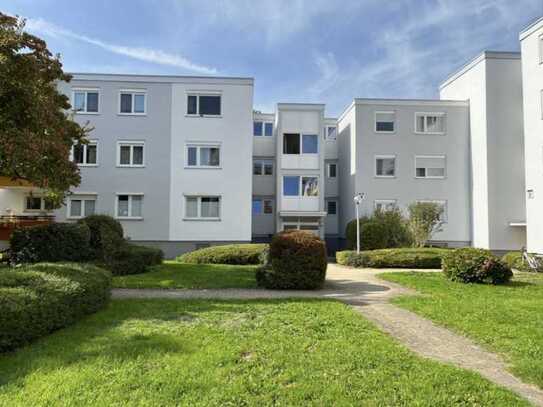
113, 264, 543, 406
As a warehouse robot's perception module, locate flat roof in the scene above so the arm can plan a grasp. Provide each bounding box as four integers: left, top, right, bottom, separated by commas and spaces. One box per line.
69, 72, 254, 86
520, 16, 543, 40
439, 51, 521, 90
277, 102, 325, 111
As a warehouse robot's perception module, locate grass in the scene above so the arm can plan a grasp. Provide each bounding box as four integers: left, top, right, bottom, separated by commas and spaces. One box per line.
112, 261, 258, 289
0, 299, 527, 406
380, 271, 543, 389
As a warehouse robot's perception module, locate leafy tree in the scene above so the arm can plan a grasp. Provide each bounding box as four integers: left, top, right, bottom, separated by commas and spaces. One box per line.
0, 13, 89, 205
407, 202, 444, 247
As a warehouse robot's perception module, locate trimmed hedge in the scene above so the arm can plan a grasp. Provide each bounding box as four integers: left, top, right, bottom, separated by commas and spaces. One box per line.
256, 231, 327, 289
178, 244, 268, 265
336, 248, 448, 269
77, 215, 124, 262
0, 262, 111, 352
442, 248, 512, 284
104, 243, 164, 276
10, 223, 91, 264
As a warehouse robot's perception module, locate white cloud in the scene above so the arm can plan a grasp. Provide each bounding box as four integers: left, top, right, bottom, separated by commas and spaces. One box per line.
25, 17, 218, 75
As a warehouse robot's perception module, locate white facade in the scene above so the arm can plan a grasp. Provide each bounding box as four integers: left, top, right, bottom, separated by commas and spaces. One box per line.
521, 17, 543, 254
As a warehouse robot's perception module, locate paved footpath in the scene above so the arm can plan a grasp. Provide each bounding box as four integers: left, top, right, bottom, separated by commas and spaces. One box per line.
113, 263, 543, 406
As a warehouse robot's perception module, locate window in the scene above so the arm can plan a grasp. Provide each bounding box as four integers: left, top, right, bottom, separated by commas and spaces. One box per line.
375, 155, 396, 177
264, 122, 273, 137
252, 198, 273, 215
283, 176, 300, 196
120, 90, 146, 114
68, 196, 96, 218
283, 133, 300, 154
325, 126, 337, 140
327, 163, 337, 178
302, 177, 319, 196
253, 159, 273, 175
282, 177, 319, 197
253, 121, 263, 136
417, 200, 447, 223
415, 113, 445, 134
73, 89, 99, 113
375, 111, 395, 133
25, 196, 53, 212
72, 141, 98, 166
415, 155, 446, 178
327, 200, 337, 215
117, 142, 145, 167
186, 144, 221, 167
185, 196, 221, 219
253, 121, 273, 137
374, 200, 397, 212
116, 194, 143, 219
187, 94, 221, 116
302, 134, 318, 153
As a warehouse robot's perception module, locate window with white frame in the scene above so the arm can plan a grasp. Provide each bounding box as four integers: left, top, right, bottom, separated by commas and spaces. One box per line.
72, 141, 98, 166
25, 196, 53, 212
119, 90, 146, 114
375, 111, 395, 133
187, 94, 221, 116
374, 199, 397, 212
283, 176, 319, 197
327, 200, 337, 215
68, 196, 96, 218
325, 126, 337, 140
116, 194, 143, 219
73, 89, 99, 113
252, 198, 273, 215
415, 113, 445, 134
283, 133, 318, 154
253, 159, 273, 175
327, 163, 337, 178
375, 155, 396, 177
185, 196, 221, 219
117, 142, 145, 167
417, 200, 448, 223
254, 121, 273, 137
415, 155, 446, 178
186, 144, 221, 168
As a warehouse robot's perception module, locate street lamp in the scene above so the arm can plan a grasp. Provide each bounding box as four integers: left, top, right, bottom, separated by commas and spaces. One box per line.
353, 193, 366, 253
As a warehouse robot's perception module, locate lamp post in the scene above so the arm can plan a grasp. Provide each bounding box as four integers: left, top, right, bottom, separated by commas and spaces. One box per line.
353, 193, 366, 254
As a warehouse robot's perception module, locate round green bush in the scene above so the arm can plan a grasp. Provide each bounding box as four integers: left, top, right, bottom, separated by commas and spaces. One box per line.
178, 244, 268, 265
337, 248, 447, 269
346, 209, 412, 250
104, 243, 164, 276
78, 215, 124, 261
442, 248, 512, 284
256, 231, 327, 290
0, 262, 111, 352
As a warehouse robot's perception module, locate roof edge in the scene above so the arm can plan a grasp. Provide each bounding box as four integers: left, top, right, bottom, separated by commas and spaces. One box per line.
520, 16, 543, 40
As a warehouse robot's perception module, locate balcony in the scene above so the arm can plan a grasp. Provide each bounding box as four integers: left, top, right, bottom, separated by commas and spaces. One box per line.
0, 215, 54, 241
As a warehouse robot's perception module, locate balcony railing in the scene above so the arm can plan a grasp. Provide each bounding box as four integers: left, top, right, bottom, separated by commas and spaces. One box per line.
0, 215, 54, 241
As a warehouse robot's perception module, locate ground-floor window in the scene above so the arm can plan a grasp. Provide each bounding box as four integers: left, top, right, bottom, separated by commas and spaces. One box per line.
116, 194, 143, 219
185, 196, 221, 220
68, 196, 96, 218
252, 198, 273, 215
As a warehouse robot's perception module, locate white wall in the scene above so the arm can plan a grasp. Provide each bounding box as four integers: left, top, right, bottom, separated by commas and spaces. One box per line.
521, 19, 543, 253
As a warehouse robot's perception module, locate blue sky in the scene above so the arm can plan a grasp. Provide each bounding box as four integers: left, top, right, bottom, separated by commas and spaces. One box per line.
2, 0, 542, 116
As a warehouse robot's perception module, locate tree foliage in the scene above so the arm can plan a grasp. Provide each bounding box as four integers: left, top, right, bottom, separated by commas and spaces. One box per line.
407, 202, 444, 247
0, 13, 88, 204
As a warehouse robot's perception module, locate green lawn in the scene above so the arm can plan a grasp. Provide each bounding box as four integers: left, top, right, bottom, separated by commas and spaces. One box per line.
0, 299, 527, 406
380, 271, 543, 389
113, 261, 258, 289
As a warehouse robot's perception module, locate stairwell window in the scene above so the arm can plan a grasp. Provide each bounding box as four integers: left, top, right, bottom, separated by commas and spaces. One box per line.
117, 142, 145, 167
186, 144, 221, 168
185, 196, 221, 220
73, 89, 99, 113
253, 159, 273, 175
72, 141, 98, 166
375, 155, 396, 178
415, 113, 445, 134
116, 194, 143, 219
120, 90, 146, 115
252, 198, 273, 215
327, 163, 337, 178
187, 94, 221, 116
415, 155, 446, 179
254, 121, 273, 137
375, 111, 395, 133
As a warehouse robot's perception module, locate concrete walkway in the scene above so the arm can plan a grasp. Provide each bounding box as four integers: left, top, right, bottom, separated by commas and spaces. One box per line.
112, 264, 543, 406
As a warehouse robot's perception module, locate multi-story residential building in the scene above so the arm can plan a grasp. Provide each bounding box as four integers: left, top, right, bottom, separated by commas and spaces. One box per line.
1, 16, 542, 257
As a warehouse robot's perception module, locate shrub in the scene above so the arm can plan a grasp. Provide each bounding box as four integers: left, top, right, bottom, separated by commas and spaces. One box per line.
442, 248, 512, 284
77, 215, 124, 262
178, 244, 268, 265
104, 244, 164, 276
346, 208, 412, 250
502, 251, 543, 273
9, 223, 91, 264
256, 231, 327, 290
408, 202, 444, 247
0, 262, 111, 352
336, 248, 448, 269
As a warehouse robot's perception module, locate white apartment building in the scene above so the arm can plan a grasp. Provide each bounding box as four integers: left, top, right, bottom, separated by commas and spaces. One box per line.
0, 16, 541, 257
